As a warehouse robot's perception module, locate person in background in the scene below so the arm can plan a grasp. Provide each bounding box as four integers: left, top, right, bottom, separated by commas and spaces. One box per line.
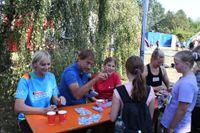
59, 49, 107, 106
145, 48, 170, 93
160, 50, 198, 133
110, 55, 155, 121
92, 57, 121, 100
156, 40, 159, 48
191, 46, 200, 133
175, 41, 179, 51
14, 50, 65, 133
189, 42, 195, 50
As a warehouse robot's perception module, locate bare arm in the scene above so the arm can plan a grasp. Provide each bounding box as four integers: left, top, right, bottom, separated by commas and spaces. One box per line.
148, 97, 155, 119
168, 102, 189, 132
110, 93, 121, 122
144, 65, 148, 78
153, 86, 163, 93
147, 87, 155, 119
162, 67, 170, 88
69, 72, 107, 99
14, 99, 56, 115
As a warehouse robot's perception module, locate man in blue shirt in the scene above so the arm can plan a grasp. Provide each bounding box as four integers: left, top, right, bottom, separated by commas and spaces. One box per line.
59, 50, 107, 106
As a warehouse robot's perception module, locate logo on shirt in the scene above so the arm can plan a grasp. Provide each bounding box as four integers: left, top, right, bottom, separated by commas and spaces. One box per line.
32, 91, 49, 100
33, 91, 45, 96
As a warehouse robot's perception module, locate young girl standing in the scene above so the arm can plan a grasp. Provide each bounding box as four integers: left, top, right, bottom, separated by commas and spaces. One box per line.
110, 55, 155, 125
160, 50, 198, 133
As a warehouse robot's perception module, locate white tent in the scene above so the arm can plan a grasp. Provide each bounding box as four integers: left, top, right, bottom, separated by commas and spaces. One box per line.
186, 32, 200, 48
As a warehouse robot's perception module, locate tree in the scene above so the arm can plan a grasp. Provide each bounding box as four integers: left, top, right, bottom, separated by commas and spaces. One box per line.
99, 0, 141, 78
149, 1, 199, 42
151, 11, 176, 33
174, 10, 189, 30
0, 0, 142, 131
147, 0, 165, 31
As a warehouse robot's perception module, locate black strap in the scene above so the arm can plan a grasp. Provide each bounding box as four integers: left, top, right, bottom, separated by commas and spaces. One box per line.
116, 85, 151, 104
116, 85, 132, 104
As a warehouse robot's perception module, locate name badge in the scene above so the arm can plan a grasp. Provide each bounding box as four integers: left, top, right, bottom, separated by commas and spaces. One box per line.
153, 77, 159, 82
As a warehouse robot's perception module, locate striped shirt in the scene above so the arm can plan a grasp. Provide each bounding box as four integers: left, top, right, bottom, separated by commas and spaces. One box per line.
195, 70, 200, 107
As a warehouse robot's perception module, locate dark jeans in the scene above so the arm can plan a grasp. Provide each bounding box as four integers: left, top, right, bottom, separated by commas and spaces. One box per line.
70, 128, 89, 133
91, 121, 114, 133
19, 120, 32, 133
192, 107, 200, 132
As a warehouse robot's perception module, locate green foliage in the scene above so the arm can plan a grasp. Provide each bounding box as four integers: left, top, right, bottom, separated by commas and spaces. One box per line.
2, 0, 200, 132
0, 69, 20, 133
147, 0, 200, 43
172, 29, 194, 42
147, 0, 165, 31
188, 19, 200, 34
174, 10, 189, 30
1, 0, 142, 132
0, 1, 19, 132
97, 0, 141, 79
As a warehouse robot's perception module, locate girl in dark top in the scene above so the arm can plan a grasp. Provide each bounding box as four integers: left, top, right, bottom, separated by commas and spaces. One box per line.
145, 48, 170, 92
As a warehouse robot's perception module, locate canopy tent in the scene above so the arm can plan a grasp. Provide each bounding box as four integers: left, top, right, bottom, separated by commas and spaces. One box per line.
186, 32, 200, 49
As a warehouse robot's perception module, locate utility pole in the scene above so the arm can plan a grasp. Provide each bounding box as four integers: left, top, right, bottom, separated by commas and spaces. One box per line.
140, 0, 149, 62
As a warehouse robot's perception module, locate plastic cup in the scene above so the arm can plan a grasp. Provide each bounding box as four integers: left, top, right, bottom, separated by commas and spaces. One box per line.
96, 99, 105, 107
58, 110, 67, 123
47, 111, 56, 125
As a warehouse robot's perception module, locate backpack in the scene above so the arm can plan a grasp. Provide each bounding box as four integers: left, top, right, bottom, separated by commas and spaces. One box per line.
116, 85, 153, 133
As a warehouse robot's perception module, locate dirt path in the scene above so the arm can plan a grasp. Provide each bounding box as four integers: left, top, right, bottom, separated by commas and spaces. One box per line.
144, 47, 182, 83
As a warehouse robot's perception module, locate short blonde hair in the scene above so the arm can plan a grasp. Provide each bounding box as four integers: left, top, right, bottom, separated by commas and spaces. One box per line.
151, 48, 164, 62
175, 50, 194, 68
31, 50, 51, 70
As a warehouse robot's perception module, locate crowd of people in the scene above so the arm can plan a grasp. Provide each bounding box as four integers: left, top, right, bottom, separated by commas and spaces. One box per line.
14, 47, 200, 133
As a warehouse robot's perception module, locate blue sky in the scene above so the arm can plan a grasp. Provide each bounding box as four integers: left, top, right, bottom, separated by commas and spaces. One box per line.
157, 0, 200, 21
